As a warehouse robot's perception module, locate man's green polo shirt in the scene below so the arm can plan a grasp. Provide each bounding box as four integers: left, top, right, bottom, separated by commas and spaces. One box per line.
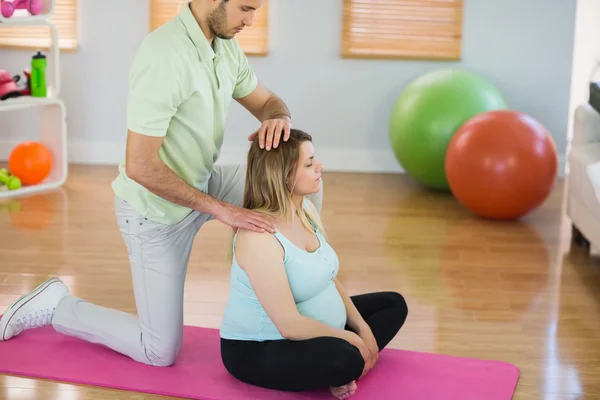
111, 4, 258, 225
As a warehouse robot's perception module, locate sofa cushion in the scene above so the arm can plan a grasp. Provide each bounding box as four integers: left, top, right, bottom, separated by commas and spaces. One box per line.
588, 161, 600, 203
569, 143, 600, 210
572, 104, 600, 145
569, 143, 600, 166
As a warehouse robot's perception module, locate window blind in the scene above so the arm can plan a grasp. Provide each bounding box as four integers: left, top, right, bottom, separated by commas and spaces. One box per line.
0, 0, 78, 50
341, 0, 463, 60
149, 0, 269, 56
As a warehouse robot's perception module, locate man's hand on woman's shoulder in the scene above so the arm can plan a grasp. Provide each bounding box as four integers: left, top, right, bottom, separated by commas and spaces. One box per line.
213, 202, 276, 234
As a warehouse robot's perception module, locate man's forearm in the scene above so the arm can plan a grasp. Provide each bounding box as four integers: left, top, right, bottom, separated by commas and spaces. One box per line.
261, 93, 291, 122
127, 159, 223, 217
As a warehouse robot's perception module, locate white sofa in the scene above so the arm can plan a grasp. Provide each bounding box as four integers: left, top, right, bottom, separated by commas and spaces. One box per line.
567, 103, 600, 252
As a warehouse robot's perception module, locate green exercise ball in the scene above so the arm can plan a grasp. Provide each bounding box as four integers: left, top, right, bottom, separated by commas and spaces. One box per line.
389, 69, 508, 190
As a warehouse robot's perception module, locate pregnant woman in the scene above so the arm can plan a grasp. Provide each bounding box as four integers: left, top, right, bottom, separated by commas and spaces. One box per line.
219, 128, 409, 399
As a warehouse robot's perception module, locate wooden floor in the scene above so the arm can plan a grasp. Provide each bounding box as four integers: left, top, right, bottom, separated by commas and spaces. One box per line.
1, 164, 599, 400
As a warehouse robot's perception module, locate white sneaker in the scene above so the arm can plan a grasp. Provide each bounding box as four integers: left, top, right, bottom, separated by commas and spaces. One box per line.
0, 277, 70, 341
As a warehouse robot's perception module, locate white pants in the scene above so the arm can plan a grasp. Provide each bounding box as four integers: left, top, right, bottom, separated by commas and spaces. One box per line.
51, 164, 323, 366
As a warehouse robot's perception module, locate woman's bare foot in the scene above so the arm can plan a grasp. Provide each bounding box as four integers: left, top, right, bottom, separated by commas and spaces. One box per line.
330, 381, 357, 399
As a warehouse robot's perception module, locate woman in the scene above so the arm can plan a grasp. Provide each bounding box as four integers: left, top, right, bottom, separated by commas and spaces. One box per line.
219, 129, 409, 399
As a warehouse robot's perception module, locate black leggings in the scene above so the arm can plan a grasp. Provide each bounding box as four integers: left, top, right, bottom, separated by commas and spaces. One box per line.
220, 291, 408, 392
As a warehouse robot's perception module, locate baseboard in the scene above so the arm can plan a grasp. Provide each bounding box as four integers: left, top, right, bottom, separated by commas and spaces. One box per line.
216, 145, 408, 173
559, 154, 567, 177
0, 139, 566, 177
0, 140, 126, 166
0, 140, 406, 174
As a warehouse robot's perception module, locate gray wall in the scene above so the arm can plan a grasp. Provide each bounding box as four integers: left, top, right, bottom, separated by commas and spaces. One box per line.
0, 0, 576, 174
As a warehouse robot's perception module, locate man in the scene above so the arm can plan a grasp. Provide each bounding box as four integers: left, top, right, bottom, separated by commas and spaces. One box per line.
0, 0, 323, 368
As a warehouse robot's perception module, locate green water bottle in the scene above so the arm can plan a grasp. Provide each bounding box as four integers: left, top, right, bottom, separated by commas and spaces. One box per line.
31, 50, 47, 98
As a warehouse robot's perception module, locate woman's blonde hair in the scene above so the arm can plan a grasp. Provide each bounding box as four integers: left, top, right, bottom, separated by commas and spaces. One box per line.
226, 128, 326, 261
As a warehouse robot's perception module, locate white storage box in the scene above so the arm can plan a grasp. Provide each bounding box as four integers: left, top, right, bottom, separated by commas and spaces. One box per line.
0, 97, 67, 198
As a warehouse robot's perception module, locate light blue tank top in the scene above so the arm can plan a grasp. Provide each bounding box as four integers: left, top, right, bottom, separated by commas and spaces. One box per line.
219, 214, 347, 341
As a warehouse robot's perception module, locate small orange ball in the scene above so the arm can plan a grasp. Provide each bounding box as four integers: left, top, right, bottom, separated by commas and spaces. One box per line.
8, 141, 53, 186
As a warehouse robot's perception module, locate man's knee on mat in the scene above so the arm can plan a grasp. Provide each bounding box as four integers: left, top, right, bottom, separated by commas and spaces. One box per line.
144, 339, 182, 367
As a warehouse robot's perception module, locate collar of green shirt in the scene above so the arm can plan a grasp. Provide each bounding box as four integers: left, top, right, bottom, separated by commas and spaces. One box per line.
178, 3, 223, 62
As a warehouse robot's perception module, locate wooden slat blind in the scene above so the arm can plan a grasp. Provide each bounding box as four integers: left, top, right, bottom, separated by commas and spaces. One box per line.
342, 0, 463, 60
149, 0, 269, 56
0, 0, 78, 50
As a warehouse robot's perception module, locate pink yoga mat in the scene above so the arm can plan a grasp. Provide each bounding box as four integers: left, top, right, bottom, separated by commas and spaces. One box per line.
0, 325, 519, 399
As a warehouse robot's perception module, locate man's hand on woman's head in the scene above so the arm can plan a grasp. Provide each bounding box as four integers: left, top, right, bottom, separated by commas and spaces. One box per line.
248, 116, 291, 151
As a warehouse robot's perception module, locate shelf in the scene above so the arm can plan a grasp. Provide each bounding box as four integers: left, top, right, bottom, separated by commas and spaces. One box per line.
0, 0, 66, 198
0, 98, 67, 198
0, 0, 55, 24
0, 179, 66, 198
0, 18, 60, 97
0, 95, 61, 111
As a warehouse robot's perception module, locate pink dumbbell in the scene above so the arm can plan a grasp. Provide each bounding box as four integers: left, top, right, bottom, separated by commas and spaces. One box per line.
1, 0, 44, 18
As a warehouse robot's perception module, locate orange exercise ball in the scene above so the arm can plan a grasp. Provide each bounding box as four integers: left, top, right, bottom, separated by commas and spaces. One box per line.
445, 110, 558, 220
8, 141, 53, 186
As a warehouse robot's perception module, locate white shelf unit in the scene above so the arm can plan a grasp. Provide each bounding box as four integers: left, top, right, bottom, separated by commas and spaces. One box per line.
0, 0, 67, 199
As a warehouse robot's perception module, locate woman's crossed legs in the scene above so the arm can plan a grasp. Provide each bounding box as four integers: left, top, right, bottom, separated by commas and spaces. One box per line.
221, 291, 408, 396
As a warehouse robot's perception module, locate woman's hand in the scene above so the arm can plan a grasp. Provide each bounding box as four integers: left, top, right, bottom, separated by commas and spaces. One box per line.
345, 332, 375, 378
357, 323, 379, 371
